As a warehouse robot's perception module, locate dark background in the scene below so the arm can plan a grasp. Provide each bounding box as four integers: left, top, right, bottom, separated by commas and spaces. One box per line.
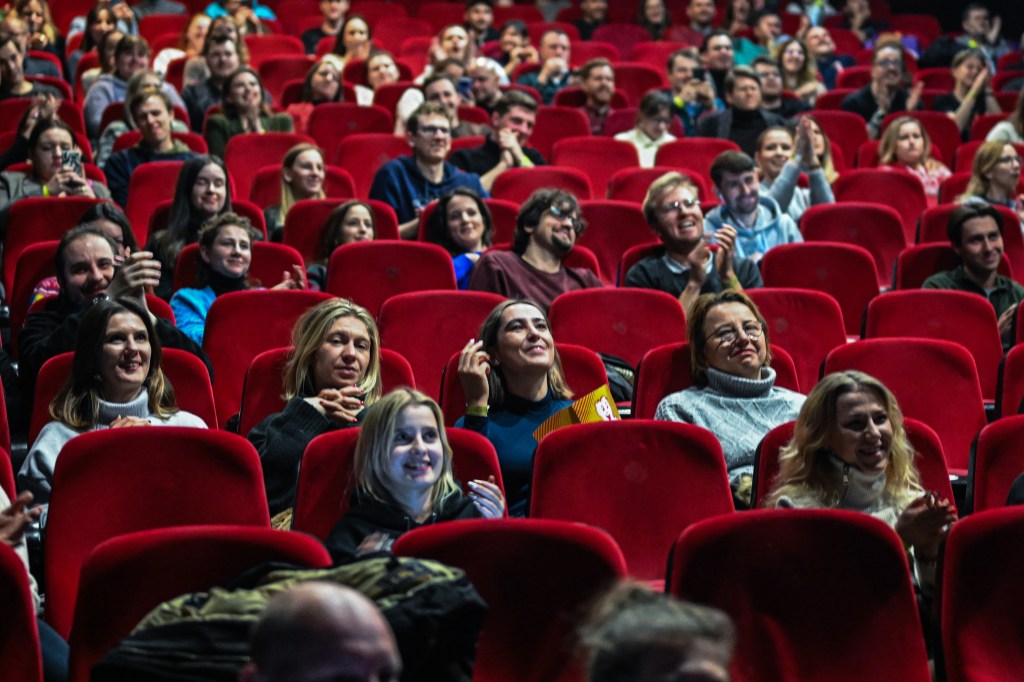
891, 0, 1021, 44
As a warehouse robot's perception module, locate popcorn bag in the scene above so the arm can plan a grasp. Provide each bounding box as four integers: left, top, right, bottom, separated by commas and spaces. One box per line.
533, 384, 621, 441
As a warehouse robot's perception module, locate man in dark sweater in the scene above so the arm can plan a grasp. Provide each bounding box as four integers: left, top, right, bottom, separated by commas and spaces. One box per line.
300, 0, 348, 54
625, 171, 761, 312
695, 67, 786, 157
469, 188, 603, 311
182, 35, 240, 131
103, 89, 198, 207
450, 89, 545, 192
841, 40, 921, 139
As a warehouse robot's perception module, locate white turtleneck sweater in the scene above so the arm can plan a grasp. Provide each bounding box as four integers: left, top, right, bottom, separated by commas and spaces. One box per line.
18, 388, 206, 506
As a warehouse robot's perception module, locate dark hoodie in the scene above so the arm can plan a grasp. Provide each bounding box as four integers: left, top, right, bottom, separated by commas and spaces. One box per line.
326, 489, 480, 564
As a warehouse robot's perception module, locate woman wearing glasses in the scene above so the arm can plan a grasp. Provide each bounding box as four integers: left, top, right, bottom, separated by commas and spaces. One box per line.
958, 140, 1023, 223
655, 290, 804, 508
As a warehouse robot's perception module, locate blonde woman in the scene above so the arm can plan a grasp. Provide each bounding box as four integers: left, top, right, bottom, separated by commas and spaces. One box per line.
878, 116, 951, 201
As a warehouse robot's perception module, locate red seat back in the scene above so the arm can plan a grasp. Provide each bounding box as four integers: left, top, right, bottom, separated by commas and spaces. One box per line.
531, 106, 591, 160
281, 198, 399, 263
606, 165, 710, 204
801, 202, 907, 289
44, 428, 270, 638
0, 544, 41, 682
669, 509, 932, 682
393, 519, 627, 682
833, 168, 929, 243
968, 415, 1024, 513
248, 164, 356, 208
224, 132, 316, 202
551, 138, 639, 200
549, 288, 686, 369
490, 166, 593, 203
333, 133, 411, 198
575, 200, 656, 284
125, 161, 186, 246
654, 138, 741, 189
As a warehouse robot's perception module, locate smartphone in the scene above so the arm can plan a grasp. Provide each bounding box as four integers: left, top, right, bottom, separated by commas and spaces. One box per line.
456, 77, 474, 100
61, 150, 83, 177
692, 67, 706, 81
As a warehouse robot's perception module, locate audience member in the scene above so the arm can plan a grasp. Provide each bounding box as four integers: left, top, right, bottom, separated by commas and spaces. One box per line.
733, 9, 782, 66
465, 0, 499, 45
182, 33, 241, 131
841, 41, 922, 139
493, 20, 537, 78
83, 35, 186, 140
614, 91, 677, 168
284, 56, 345, 135
103, 87, 198, 207
574, 0, 608, 42
152, 13, 210, 83
170, 212, 303, 344
959, 141, 1023, 221
515, 28, 572, 105
468, 189, 602, 310
132, 0, 187, 19
467, 56, 507, 114
422, 24, 474, 82
79, 28, 124, 97
805, 26, 854, 90
325, 387, 504, 561
449, 90, 543, 191
301, 0, 348, 55
0, 13, 59, 78
955, 3, 1012, 70
204, 66, 293, 159
776, 38, 826, 105
331, 15, 371, 69
751, 56, 809, 119
148, 155, 232, 298
353, 51, 401, 106
637, 0, 671, 40
923, 203, 1024, 348
66, 3, 115, 86
265, 144, 327, 239
0, 36, 60, 101
705, 150, 802, 263
204, 0, 276, 36
577, 58, 617, 135
722, 0, 752, 36
0, 118, 109, 223
626, 172, 761, 310
580, 583, 733, 682
426, 188, 493, 289
95, 69, 192, 168
878, 116, 951, 202
0, 92, 55, 173
700, 30, 737, 101
19, 296, 207, 507
457, 298, 574, 515
305, 200, 375, 290
696, 67, 787, 157
679, 0, 717, 44
837, 0, 890, 46
657, 290, 803, 507
240, 582, 401, 682
766, 370, 956, 594
755, 120, 835, 222
396, 72, 491, 138
933, 48, 1000, 140
803, 114, 840, 184
249, 298, 382, 516
369, 102, 487, 238
665, 48, 721, 136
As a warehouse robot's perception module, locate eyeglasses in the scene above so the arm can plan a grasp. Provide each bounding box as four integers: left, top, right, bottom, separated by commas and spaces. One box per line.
997, 155, 1022, 165
418, 125, 451, 137
547, 203, 583, 230
874, 59, 902, 69
659, 198, 700, 215
705, 322, 764, 346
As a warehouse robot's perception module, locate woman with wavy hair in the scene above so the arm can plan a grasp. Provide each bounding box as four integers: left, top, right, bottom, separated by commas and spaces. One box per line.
878, 116, 951, 202
959, 140, 1023, 221
767, 371, 956, 591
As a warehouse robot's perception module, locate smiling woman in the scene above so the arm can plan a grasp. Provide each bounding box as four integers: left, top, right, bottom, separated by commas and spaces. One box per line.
249, 298, 383, 517
17, 298, 207, 509
655, 290, 804, 508
456, 298, 574, 515
324, 387, 504, 563
425, 188, 493, 289
203, 66, 294, 159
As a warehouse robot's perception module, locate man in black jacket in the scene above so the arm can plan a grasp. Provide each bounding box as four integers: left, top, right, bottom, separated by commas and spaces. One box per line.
695, 67, 786, 157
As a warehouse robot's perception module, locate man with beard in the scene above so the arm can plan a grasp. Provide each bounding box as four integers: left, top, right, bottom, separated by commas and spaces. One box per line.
469, 189, 603, 311
703, 150, 802, 264
577, 58, 616, 135
841, 40, 921, 138
370, 102, 488, 239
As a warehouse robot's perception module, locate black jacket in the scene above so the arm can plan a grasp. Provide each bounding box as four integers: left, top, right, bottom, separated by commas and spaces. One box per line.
326, 489, 480, 564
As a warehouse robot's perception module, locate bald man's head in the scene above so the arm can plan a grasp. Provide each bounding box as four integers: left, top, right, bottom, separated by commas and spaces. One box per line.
241, 582, 401, 682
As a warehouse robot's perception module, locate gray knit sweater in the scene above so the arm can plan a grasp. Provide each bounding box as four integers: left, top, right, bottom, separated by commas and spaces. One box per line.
654, 366, 805, 483
18, 388, 206, 506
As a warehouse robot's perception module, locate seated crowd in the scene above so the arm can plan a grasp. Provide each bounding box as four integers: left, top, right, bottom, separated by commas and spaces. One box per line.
1, 0, 1024, 679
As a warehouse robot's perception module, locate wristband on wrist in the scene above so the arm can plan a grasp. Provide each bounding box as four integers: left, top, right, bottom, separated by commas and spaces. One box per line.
726, 275, 740, 288
465, 404, 489, 417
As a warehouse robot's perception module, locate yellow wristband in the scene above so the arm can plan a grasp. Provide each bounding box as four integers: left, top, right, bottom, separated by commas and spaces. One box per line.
42, 184, 49, 197
465, 404, 489, 417
726, 275, 740, 288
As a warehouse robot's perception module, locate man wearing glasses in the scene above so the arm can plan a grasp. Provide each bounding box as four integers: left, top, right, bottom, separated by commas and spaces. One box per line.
468, 188, 602, 311
841, 40, 922, 138
626, 172, 761, 313
369, 102, 488, 239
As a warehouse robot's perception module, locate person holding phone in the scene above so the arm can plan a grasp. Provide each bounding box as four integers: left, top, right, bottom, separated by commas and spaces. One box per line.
664, 48, 722, 137
0, 118, 110, 229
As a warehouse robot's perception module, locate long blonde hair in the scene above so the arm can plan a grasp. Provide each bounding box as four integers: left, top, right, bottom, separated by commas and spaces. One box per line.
765, 371, 922, 508
353, 388, 460, 514
961, 140, 1009, 200
279, 143, 326, 223
878, 116, 942, 172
